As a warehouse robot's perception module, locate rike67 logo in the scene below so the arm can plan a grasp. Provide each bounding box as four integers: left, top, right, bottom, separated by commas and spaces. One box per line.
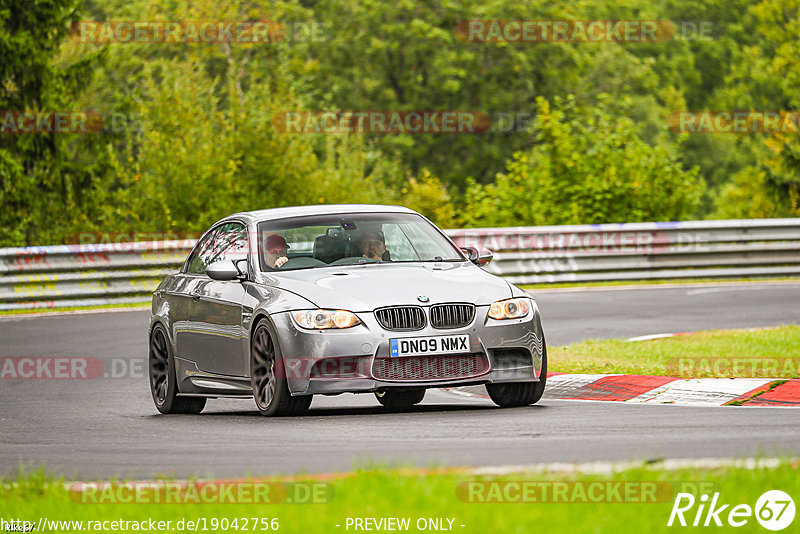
668, 490, 795, 530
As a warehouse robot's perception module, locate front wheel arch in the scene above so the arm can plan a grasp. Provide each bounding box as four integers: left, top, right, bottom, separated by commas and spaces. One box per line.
249, 318, 312, 417
248, 311, 273, 377
486, 342, 547, 408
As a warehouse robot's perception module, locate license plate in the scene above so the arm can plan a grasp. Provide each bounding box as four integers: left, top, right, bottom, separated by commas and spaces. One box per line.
389, 334, 470, 357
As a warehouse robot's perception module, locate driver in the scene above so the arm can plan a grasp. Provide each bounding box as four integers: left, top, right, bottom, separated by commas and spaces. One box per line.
358, 231, 390, 261
264, 234, 289, 268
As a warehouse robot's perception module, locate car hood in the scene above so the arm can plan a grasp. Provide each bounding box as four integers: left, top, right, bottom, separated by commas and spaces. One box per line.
259, 262, 511, 311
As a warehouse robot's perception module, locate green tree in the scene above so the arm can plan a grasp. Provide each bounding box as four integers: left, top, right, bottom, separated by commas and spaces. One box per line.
461, 96, 703, 226
398, 170, 458, 229
94, 55, 400, 235
709, 0, 800, 217
71, 0, 403, 235
304, 0, 609, 189
0, 0, 109, 245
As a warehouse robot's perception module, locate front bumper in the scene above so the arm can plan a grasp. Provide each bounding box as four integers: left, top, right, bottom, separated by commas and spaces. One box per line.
271, 301, 545, 395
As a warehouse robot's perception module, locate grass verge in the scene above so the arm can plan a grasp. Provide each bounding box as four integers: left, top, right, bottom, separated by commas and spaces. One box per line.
2, 460, 797, 533
549, 325, 800, 377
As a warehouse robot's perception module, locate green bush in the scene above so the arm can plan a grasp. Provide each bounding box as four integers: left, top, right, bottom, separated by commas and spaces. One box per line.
461, 96, 704, 227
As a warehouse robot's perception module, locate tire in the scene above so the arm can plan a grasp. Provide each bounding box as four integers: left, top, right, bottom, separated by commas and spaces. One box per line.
251, 319, 312, 417
486, 344, 547, 408
375, 388, 426, 411
149, 324, 206, 414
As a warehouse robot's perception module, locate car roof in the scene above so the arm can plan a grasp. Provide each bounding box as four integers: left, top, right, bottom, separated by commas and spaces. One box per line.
220, 204, 419, 225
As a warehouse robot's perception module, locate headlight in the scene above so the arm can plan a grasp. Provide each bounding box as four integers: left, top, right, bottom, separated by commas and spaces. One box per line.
488, 298, 530, 320
292, 309, 361, 329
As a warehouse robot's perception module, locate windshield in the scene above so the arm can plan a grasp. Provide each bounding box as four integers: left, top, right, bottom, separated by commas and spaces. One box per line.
257, 212, 465, 272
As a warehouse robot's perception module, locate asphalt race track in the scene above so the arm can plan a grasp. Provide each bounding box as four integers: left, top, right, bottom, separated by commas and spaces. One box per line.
1, 282, 799, 478
536, 281, 800, 345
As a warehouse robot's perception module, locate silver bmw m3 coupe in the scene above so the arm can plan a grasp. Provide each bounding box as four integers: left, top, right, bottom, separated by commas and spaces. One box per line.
148, 205, 547, 416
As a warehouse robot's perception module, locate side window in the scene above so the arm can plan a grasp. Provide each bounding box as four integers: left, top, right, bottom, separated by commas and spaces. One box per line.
186, 223, 248, 275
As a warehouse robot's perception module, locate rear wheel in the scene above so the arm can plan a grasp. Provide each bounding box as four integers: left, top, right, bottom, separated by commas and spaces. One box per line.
251, 320, 312, 417
375, 388, 426, 411
486, 345, 547, 408
149, 324, 206, 414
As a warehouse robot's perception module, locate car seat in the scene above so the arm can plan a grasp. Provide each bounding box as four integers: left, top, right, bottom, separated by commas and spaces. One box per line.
313, 235, 347, 264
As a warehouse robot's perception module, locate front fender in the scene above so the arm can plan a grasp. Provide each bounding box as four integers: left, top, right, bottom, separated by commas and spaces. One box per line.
241, 283, 318, 376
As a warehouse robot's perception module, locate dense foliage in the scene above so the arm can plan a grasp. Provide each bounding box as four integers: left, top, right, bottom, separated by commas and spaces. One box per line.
1, 0, 798, 245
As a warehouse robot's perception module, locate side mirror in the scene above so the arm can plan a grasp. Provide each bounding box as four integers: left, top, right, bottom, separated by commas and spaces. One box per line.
461, 247, 493, 267
206, 260, 245, 281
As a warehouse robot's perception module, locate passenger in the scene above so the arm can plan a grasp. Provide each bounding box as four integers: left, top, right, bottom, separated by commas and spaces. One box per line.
358, 231, 390, 261
264, 234, 289, 268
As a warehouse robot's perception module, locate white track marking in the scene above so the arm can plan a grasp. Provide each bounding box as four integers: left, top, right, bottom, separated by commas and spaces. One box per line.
624, 333, 682, 342
470, 457, 785, 476
686, 283, 800, 295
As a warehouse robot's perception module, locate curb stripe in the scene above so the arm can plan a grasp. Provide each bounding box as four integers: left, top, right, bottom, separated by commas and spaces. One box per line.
726, 381, 780, 405
560, 375, 678, 401
451, 374, 800, 407
743, 379, 800, 406
544, 374, 619, 398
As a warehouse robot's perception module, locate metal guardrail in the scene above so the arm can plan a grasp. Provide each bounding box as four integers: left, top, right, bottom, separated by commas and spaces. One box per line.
0, 241, 193, 311
1, 219, 799, 310
447, 218, 800, 285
